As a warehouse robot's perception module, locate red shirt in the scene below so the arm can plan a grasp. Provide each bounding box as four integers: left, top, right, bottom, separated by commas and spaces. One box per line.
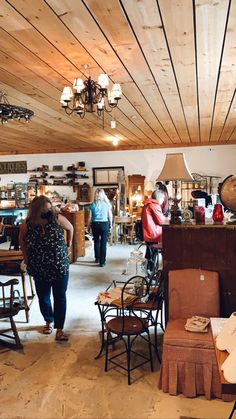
142, 198, 165, 243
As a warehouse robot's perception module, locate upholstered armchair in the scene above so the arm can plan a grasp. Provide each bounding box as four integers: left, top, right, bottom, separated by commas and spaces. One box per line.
159, 268, 226, 400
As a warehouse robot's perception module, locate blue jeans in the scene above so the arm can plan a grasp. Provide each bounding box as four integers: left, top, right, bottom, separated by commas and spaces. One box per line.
91, 221, 109, 265
34, 271, 69, 329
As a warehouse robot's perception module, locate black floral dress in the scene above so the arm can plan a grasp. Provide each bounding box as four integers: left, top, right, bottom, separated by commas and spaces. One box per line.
25, 218, 70, 281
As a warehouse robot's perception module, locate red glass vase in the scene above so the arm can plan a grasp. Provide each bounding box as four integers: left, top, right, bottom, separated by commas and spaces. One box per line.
195, 206, 205, 224
212, 204, 224, 223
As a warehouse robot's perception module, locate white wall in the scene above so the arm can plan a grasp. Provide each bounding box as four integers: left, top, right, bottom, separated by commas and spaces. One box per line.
0, 144, 235, 189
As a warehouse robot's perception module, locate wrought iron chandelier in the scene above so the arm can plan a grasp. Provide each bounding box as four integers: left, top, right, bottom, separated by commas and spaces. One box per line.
0, 91, 34, 124
60, 68, 122, 119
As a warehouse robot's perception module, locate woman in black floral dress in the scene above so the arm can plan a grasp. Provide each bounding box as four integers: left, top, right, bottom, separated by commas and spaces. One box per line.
19, 196, 73, 341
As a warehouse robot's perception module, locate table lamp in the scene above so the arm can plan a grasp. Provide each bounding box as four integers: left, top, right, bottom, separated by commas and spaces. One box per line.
157, 153, 193, 224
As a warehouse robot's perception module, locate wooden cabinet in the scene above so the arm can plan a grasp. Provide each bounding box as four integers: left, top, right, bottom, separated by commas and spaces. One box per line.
76, 183, 91, 202
62, 209, 85, 262
128, 175, 145, 216
162, 223, 236, 319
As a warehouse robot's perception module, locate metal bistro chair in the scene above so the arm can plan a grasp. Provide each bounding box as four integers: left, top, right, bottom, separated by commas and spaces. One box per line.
104, 275, 156, 385
0, 278, 23, 349
132, 269, 165, 363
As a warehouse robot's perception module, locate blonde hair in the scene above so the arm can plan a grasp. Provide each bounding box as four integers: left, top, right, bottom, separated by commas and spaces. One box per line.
94, 188, 111, 208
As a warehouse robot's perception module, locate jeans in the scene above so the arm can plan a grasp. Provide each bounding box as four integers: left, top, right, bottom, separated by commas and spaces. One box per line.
34, 271, 69, 329
91, 221, 109, 265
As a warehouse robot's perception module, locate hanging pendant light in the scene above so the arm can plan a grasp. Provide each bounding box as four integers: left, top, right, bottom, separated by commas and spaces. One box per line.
60, 65, 122, 121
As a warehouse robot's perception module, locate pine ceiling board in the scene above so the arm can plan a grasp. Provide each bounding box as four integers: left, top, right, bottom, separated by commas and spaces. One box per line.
210, 0, 236, 143
0, 19, 160, 148
13, 0, 165, 146
0, 76, 136, 149
227, 128, 236, 143
83, 0, 183, 144
8, 1, 173, 144
2, 80, 145, 149
0, 80, 102, 148
47, 1, 173, 145
195, 0, 229, 143
0, 122, 97, 153
0, 127, 56, 150
0, 1, 87, 83
7, 0, 103, 78
0, 67, 62, 116
0, 51, 63, 100
0, 28, 72, 89
47, 0, 176, 144
122, 0, 192, 144
0, 93, 140, 151
157, 0, 199, 143
218, 95, 236, 143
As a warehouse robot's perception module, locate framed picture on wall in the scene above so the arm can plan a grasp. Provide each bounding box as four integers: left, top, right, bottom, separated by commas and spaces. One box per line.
93, 166, 125, 186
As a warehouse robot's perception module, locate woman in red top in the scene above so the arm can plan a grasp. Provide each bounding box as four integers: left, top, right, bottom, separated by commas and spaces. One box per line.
142, 189, 166, 243
155, 181, 170, 216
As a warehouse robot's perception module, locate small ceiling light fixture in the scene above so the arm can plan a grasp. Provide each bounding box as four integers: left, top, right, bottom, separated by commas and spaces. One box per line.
0, 91, 34, 125
112, 138, 119, 146
60, 65, 122, 121
111, 120, 116, 129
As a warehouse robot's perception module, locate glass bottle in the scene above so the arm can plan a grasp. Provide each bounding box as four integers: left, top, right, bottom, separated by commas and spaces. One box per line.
212, 203, 224, 223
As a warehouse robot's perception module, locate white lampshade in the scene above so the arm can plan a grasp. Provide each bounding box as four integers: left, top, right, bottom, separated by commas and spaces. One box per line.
111, 83, 122, 99
97, 73, 109, 88
145, 181, 155, 192
108, 90, 115, 104
97, 98, 105, 110
157, 153, 193, 181
73, 78, 85, 93
60, 86, 73, 102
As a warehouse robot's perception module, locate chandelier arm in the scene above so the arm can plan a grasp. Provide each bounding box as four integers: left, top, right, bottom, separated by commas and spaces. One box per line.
103, 102, 119, 113
64, 106, 74, 115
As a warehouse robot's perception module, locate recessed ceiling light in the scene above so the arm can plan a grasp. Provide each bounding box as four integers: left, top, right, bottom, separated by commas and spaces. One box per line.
112, 138, 119, 146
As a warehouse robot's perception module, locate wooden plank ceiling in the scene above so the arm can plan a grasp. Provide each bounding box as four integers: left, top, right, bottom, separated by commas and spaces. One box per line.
0, 0, 235, 155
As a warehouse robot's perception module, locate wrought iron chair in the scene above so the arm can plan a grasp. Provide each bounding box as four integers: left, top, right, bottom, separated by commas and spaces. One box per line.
104, 275, 159, 384
0, 278, 23, 349
132, 269, 165, 362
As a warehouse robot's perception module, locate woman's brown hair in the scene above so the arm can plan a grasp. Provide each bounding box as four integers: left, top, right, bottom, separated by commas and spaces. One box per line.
26, 195, 56, 225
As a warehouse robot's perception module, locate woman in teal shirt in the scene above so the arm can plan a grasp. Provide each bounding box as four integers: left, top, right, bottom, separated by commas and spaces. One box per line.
89, 188, 112, 267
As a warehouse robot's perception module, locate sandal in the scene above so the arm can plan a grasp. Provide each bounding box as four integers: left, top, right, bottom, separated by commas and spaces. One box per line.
43, 322, 53, 334
55, 330, 69, 341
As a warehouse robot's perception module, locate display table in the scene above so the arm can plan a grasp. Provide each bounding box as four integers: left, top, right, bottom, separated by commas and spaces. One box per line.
211, 318, 236, 418
0, 250, 35, 322
113, 215, 136, 244
162, 223, 236, 318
